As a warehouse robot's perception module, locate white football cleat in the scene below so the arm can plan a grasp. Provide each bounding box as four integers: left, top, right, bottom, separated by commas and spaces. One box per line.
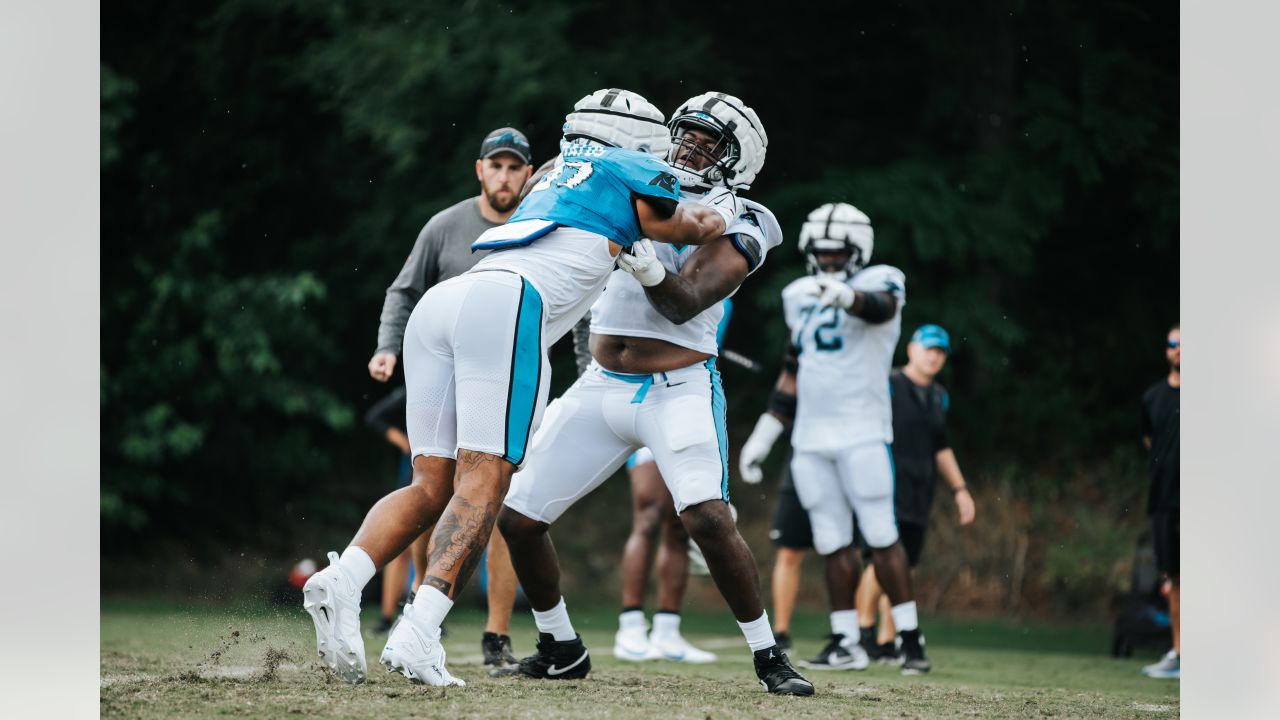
647, 632, 718, 664
302, 551, 368, 684
613, 625, 653, 662
380, 605, 465, 687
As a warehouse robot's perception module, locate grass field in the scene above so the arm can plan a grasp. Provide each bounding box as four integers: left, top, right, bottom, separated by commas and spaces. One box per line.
101, 600, 1179, 718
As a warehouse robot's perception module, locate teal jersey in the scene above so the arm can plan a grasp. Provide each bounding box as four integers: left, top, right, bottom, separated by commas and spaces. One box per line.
504, 144, 681, 248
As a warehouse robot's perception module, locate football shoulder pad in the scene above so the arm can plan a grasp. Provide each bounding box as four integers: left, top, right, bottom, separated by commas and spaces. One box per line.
850, 264, 906, 301
725, 198, 782, 274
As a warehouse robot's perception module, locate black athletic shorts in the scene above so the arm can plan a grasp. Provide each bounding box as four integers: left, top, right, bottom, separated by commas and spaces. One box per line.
858, 521, 927, 567
1151, 510, 1179, 576
769, 478, 813, 549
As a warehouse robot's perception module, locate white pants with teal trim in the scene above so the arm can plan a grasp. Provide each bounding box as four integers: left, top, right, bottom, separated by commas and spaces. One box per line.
790, 442, 898, 554
403, 269, 550, 467
504, 358, 730, 524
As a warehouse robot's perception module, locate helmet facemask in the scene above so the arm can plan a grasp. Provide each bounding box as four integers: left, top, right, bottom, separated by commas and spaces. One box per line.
667, 114, 740, 192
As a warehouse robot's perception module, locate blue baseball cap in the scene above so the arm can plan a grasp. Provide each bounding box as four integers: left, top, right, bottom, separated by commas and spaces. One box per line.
910, 324, 951, 353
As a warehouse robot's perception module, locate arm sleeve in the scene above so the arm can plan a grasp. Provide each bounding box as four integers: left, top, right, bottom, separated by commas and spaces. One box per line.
375, 221, 441, 356
571, 312, 593, 376
626, 156, 681, 216
364, 386, 408, 435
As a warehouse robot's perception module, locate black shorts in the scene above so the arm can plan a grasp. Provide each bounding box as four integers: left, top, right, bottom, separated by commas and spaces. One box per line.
1151, 511, 1179, 577
769, 479, 813, 550
858, 521, 927, 567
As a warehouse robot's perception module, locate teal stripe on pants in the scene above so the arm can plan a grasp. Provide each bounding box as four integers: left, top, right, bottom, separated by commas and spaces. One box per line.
706, 358, 729, 501
503, 278, 543, 465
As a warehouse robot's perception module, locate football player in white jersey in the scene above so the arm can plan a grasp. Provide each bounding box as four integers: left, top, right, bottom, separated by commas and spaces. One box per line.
302, 89, 737, 688
739, 203, 931, 675
498, 93, 814, 696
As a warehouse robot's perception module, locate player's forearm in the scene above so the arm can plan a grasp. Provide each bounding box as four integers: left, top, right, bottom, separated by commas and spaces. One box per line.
386, 428, 411, 455
642, 271, 714, 325
768, 370, 798, 426
669, 205, 727, 246
375, 291, 417, 356
848, 291, 897, 323
935, 448, 966, 491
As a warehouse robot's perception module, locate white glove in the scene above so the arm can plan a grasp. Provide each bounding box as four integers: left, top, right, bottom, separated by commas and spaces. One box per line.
616, 238, 666, 287
739, 413, 785, 484
815, 276, 857, 309
793, 276, 824, 299
700, 186, 740, 229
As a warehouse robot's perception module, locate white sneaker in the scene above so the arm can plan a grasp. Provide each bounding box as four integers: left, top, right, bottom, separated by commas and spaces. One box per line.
647, 632, 718, 663
1141, 649, 1180, 679
613, 625, 653, 662
302, 551, 368, 684
380, 605, 465, 687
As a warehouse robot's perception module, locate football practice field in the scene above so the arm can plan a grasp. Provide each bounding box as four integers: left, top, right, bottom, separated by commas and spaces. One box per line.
101, 600, 1179, 719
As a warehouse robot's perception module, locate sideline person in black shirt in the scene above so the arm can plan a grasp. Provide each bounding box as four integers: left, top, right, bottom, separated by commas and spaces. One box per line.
1140, 324, 1180, 680
855, 324, 975, 659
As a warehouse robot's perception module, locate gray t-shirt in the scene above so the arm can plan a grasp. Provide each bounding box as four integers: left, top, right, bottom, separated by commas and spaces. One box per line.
375, 196, 498, 355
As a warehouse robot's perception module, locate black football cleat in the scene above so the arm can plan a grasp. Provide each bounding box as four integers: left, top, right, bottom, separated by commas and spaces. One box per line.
898, 629, 931, 675
482, 632, 518, 667
513, 632, 592, 680
754, 645, 815, 696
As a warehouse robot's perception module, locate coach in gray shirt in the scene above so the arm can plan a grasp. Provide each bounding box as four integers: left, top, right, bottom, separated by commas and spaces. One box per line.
368, 127, 534, 381
365, 126, 532, 670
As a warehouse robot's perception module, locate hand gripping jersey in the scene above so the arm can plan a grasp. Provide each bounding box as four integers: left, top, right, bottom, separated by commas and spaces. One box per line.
589, 198, 782, 355
782, 264, 906, 451
470, 144, 683, 345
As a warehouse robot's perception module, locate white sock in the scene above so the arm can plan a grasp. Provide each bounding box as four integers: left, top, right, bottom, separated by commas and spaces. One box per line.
337, 546, 376, 589
652, 612, 681, 639
890, 601, 919, 632
411, 585, 454, 635
831, 609, 860, 640
618, 609, 647, 631
533, 597, 577, 641
737, 612, 775, 652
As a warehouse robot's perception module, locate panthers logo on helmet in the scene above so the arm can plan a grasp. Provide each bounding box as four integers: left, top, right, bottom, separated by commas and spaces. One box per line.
562, 88, 671, 159
667, 92, 768, 192
798, 203, 874, 278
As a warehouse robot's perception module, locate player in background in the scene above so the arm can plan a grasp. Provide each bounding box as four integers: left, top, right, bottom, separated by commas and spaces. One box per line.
303, 88, 736, 688
364, 126, 532, 668
1140, 324, 1179, 679
855, 324, 975, 661
611, 298, 733, 666
739, 203, 931, 675
499, 93, 814, 696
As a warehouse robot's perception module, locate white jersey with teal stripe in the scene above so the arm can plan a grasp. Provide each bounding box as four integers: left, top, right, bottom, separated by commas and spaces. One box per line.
589, 197, 781, 355
783, 264, 907, 451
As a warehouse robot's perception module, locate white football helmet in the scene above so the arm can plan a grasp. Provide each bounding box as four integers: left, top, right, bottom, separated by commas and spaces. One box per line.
561, 88, 670, 159
798, 203, 874, 279
667, 92, 767, 191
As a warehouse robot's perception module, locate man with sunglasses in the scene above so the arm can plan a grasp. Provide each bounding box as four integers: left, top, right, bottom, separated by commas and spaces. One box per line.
1140, 324, 1180, 679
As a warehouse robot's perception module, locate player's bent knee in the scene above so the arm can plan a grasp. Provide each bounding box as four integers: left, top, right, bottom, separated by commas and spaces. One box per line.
680, 500, 732, 541
497, 505, 548, 542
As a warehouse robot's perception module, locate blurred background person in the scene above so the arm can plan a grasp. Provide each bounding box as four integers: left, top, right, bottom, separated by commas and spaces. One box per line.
362, 386, 414, 634
855, 324, 975, 660
762, 445, 814, 654
366, 127, 534, 668
1139, 324, 1179, 680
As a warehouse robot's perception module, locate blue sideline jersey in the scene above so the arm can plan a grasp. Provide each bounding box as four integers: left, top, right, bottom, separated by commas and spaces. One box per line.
503, 144, 681, 249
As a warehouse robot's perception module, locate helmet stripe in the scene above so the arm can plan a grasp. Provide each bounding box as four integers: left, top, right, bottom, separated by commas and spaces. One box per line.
572, 108, 666, 126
